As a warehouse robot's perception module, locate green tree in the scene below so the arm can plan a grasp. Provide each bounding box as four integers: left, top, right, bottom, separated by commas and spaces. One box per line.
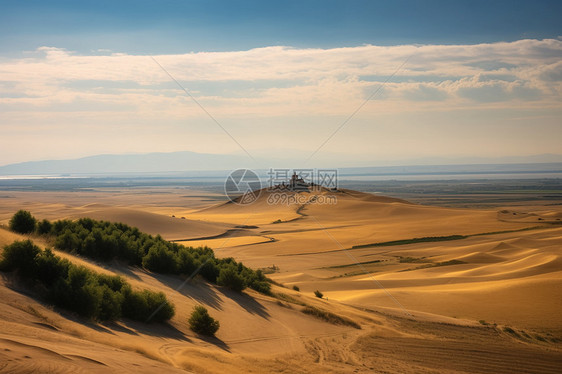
188, 305, 219, 336
314, 290, 323, 299
36, 219, 53, 235
98, 285, 123, 320
142, 243, 177, 273
0, 239, 40, 277
216, 266, 246, 292
65, 266, 102, 318
35, 248, 70, 285
9, 210, 37, 234
121, 287, 174, 322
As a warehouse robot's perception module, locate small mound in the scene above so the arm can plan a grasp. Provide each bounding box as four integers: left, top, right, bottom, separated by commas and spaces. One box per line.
492, 242, 516, 251
457, 252, 503, 264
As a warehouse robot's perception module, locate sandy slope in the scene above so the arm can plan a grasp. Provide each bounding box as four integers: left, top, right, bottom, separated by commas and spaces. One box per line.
184, 188, 562, 331
1, 187, 561, 372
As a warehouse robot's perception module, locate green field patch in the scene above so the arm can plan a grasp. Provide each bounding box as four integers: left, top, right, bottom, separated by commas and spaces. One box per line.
399, 259, 466, 272
351, 235, 467, 249
323, 259, 383, 269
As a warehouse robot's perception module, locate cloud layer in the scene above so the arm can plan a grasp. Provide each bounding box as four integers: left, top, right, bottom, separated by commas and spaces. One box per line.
1, 39, 561, 165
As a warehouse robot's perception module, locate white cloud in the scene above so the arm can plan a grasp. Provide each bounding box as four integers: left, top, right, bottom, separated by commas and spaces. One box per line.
0, 39, 560, 114
0, 39, 561, 164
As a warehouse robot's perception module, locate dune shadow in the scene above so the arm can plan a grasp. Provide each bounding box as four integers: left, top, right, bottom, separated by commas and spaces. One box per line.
150, 273, 223, 310
217, 288, 270, 319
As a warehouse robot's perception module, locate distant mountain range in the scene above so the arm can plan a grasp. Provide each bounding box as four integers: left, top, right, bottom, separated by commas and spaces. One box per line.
1, 151, 562, 177
0, 151, 251, 176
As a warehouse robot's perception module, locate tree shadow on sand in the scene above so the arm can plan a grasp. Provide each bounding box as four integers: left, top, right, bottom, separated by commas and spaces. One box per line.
55, 305, 190, 341
149, 273, 224, 310
217, 288, 270, 320
121, 319, 191, 342
198, 335, 230, 352
102, 321, 139, 336
111, 262, 143, 281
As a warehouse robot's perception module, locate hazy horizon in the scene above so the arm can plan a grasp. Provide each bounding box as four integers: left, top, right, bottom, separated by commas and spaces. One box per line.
1, 149, 562, 172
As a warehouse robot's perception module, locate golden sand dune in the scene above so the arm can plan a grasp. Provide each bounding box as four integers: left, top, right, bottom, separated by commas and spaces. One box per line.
1, 188, 561, 372
198, 189, 562, 333
69, 205, 232, 241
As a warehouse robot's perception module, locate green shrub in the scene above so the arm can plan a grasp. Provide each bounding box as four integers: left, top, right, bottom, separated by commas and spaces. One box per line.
1, 238, 174, 323
217, 266, 246, 292
188, 305, 220, 336
35, 248, 71, 285
314, 290, 323, 298
142, 244, 177, 273
249, 280, 271, 294
176, 247, 199, 275
242, 268, 271, 294
121, 286, 149, 321
98, 285, 123, 320
51, 219, 74, 236
36, 219, 53, 235
143, 290, 175, 322
292, 285, 300, 291
199, 259, 219, 282
121, 287, 174, 323
97, 273, 127, 292
38, 216, 271, 295
0, 240, 40, 277
55, 229, 80, 253
9, 210, 37, 234
65, 266, 103, 318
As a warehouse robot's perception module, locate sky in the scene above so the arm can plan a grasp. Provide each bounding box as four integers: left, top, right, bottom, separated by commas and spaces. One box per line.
1, 0, 561, 168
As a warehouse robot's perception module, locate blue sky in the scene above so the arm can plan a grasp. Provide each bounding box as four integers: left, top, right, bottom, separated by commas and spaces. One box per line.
2, 0, 561, 54
0, 1, 561, 167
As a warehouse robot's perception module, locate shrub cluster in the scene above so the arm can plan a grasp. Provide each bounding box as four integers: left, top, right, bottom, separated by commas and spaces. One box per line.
13, 213, 270, 295
188, 305, 220, 336
0, 240, 174, 322
9, 210, 37, 234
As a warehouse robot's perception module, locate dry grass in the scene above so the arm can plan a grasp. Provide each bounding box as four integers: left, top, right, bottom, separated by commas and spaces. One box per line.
301, 305, 361, 329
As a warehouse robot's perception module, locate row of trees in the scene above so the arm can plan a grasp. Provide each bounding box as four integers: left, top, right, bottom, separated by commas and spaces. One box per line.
0, 239, 174, 322
9, 211, 271, 294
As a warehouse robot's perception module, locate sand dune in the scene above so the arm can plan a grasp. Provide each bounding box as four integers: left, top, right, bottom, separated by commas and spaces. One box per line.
69, 205, 231, 241
1, 187, 561, 372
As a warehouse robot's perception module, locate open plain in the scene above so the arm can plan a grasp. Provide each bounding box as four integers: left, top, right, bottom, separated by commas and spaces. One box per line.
1, 181, 561, 373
